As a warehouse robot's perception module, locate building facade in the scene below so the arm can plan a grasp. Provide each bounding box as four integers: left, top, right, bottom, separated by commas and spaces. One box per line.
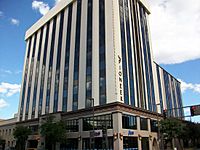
0, 0, 184, 149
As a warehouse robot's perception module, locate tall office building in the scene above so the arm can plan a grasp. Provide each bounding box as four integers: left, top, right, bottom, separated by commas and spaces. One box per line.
8, 0, 184, 149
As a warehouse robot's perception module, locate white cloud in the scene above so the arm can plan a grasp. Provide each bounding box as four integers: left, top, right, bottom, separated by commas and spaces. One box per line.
0, 99, 9, 109
149, 0, 200, 64
32, 1, 50, 15
10, 18, 20, 26
55, 0, 61, 4
0, 69, 12, 74
0, 11, 3, 17
178, 79, 200, 94
0, 82, 21, 97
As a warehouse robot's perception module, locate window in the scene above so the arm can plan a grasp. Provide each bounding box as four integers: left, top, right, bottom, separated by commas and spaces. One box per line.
31, 27, 44, 119
38, 22, 49, 116
53, 10, 65, 113
62, 4, 73, 111
123, 137, 138, 149
119, 0, 129, 105
150, 119, 158, 132
140, 117, 148, 130
85, 0, 93, 108
122, 114, 137, 129
156, 65, 163, 112
83, 114, 112, 131
20, 37, 32, 121
29, 125, 39, 134
25, 34, 38, 120
45, 17, 57, 114
124, 0, 135, 107
72, 0, 82, 111
65, 119, 79, 132
141, 137, 149, 150
99, 0, 106, 105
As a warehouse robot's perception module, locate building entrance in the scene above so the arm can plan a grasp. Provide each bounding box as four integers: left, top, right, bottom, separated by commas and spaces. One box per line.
123, 137, 138, 150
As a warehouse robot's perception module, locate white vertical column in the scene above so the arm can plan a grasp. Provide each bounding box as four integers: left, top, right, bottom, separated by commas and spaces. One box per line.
22, 35, 35, 120
35, 25, 47, 118
152, 63, 160, 113
105, 0, 116, 104
17, 39, 30, 121
78, 0, 87, 109
137, 3, 148, 110
92, 0, 99, 106
28, 31, 41, 119
58, 8, 68, 112
128, 0, 138, 107
67, 2, 77, 112
160, 69, 167, 110
113, 0, 124, 103
113, 112, 123, 150
49, 14, 60, 113
42, 20, 54, 115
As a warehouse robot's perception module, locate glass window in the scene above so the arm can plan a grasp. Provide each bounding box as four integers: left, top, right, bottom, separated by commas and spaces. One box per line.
31, 27, 44, 119
65, 119, 79, 132
83, 114, 112, 131
141, 137, 149, 150
62, 4, 73, 111
53, 10, 65, 113
119, 0, 129, 105
72, 0, 82, 111
60, 139, 78, 150
45, 17, 57, 114
123, 137, 138, 149
99, 0, 106, 105
122, 114, 137, 129
150, 119, 158, 132
85, 0, 93, 108
140, 117, 148, 130
25, 34, 37, 120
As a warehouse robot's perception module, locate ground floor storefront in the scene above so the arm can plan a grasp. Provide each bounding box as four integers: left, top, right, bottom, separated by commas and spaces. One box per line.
1, 102, 161, 150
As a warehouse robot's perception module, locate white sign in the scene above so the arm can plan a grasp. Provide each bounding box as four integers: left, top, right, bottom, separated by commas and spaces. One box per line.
90, 130, 103, 137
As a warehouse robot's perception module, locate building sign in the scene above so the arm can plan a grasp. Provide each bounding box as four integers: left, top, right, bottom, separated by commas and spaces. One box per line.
128, 130, 134, 136
118, 55, 123, 101
90, 130, 103, 137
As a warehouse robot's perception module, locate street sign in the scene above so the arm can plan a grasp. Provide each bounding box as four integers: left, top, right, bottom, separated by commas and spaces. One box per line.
190, 105, 200, 116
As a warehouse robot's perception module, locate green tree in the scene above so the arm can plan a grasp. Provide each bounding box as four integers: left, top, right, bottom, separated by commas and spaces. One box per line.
182, 122, 200, 148
160, 118, 185, 149
13, 126, 31, 150
40, 116, 67, 150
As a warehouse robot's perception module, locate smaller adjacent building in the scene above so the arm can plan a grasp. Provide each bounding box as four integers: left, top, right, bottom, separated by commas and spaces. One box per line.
0, 117, 17, 149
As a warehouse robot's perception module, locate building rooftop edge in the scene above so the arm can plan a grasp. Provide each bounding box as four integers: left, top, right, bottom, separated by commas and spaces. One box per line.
25, 0, 151, 40
25, 0, 74, 40
153, 61, 181, 84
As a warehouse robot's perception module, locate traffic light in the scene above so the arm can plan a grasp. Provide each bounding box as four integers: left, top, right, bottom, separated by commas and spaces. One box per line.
163, 109, 167, 119
190, 106, 196, 116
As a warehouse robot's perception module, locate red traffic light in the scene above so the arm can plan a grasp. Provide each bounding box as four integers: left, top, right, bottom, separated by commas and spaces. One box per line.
190, 106, 197, 116
192, 106, 196, 110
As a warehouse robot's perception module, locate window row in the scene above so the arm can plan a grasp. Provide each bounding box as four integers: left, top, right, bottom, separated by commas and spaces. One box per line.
122, 114, 158, 132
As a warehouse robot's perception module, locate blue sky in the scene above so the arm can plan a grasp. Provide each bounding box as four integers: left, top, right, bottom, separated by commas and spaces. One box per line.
0, 0, 200, 122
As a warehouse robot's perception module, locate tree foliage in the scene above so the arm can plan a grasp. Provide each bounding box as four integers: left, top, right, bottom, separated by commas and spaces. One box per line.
40, 116, 67, 150
13, 126, 31, 150
160, 118, 200, 148
160, 118, 185, 141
